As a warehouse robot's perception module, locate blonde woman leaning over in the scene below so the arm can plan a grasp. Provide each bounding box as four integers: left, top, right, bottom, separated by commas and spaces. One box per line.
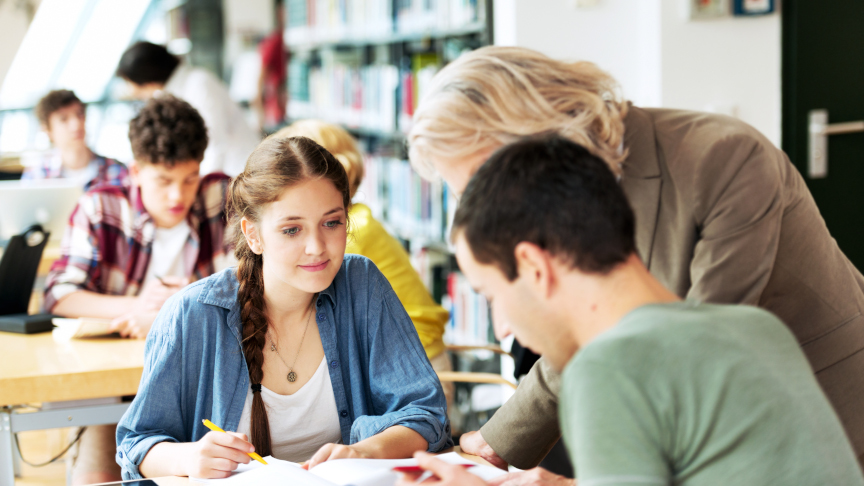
407, 46, 864, 476
276, 121, 453, 405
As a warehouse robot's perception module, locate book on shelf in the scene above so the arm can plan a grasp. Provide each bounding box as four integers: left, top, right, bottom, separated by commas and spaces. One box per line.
288, 52, 441, 136
358, 156, 490, 347
358, 156, 447, 242
285, 0, 484, 45
443, 270, 492, 346
396, 0, 484, 34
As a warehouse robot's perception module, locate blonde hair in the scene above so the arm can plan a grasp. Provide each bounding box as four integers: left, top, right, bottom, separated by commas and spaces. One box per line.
408, 46, 629, 178
275, 120, 365, 198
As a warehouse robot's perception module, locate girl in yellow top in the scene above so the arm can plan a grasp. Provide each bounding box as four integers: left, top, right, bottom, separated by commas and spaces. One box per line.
275, 121, 453, 402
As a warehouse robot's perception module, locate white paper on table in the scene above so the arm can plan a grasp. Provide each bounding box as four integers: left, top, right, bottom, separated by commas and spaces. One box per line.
189, 452, 507, 486
52, 317, 116, 339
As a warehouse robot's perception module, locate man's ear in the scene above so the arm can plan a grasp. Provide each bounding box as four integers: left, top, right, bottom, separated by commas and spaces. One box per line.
240, 218, 263, 254
513, 242, 556, 298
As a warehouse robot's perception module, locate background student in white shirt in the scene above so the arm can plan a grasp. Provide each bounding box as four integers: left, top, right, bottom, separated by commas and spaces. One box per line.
116, 41, 261, 177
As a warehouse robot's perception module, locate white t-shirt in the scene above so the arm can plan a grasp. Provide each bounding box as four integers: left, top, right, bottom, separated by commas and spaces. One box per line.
236, 357, 342, 462
143, 222, 191, 285
60, 161, 99, 187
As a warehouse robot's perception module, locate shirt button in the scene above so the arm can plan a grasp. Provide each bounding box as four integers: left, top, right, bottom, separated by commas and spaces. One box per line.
118, 451, 124, 458
317, 312, 326, 320
330, 360, 338, 368
340, 410, 348, 417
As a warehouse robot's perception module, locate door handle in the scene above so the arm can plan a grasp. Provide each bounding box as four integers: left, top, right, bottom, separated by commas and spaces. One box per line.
808, 109, 864, 178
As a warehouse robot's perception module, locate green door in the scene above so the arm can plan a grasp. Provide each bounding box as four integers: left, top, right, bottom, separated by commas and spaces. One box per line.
782, 1, 864, 269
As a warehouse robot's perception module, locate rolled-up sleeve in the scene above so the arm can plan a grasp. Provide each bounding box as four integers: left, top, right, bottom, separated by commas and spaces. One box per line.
43, 197, 100, 311
116, 302, 185, 479
350, 271, 453, 452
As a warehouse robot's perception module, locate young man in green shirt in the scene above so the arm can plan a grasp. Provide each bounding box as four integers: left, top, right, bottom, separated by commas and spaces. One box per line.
399, 137, 864, 486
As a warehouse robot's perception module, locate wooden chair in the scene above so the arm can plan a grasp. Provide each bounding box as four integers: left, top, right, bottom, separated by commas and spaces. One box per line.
436, 344, 517, 390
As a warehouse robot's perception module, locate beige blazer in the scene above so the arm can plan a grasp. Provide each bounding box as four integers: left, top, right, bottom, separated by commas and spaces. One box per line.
480, 106, 864, 468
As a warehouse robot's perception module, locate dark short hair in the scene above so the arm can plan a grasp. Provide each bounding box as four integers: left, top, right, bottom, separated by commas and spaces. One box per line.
116, 41, 180, 85
453, 136, 636, 280
128, 95, 208, 166
35, 90, 83, 128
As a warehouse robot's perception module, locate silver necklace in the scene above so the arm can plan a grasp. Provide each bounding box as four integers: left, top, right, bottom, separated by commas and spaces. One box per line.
268, 302, 314, 383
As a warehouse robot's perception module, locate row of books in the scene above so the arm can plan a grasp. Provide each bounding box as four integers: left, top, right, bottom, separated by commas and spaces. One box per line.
357, 155, 449, 242
287, 52, 441, 134
355, 155, 491, 346
285, 0, 484, 46
443, 270, 492, 346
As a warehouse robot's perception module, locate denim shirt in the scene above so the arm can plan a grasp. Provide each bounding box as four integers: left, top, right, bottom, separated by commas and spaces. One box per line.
116, 255, 452, 479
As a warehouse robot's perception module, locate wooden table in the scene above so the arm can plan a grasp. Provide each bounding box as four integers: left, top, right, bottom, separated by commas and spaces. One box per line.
0, 332, 145, 486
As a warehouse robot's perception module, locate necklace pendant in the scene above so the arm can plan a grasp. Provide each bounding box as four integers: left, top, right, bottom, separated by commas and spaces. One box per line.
287, 371, 297, 382
270, 343, 276, 352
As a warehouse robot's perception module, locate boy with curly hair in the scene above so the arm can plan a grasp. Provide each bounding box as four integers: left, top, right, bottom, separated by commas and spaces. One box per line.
46, 94, 234, 336
43, 95, 235, 485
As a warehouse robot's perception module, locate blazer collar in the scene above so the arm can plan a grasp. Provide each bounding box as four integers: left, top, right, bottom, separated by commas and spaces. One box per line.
620, 104, 662, 267
621, 104, 662, 179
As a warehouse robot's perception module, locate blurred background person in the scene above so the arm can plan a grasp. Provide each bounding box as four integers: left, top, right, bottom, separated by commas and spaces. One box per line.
116, 41, 260, 176
254, 0, 288, 133
23, 89, 128, 189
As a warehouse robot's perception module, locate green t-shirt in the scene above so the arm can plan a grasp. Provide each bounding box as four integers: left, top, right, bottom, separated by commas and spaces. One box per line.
560, 301, 863, 486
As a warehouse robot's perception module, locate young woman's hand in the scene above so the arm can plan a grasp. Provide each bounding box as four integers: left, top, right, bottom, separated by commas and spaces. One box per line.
185, 431, 254, 479
305, 443, 371, 469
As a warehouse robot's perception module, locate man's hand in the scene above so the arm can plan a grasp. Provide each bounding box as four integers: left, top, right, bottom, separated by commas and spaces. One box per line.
111, 276, 189, 339
487, 468, 575, 486
305, 443, 371, 469
185, 431, 253, 479
110, 311, 158, 339
137, 276, 189, 312
394, 452, 487, 486
460, 430, 509, 470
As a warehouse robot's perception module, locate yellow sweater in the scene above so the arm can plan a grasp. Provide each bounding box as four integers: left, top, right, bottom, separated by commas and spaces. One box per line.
346, 203, 449, 359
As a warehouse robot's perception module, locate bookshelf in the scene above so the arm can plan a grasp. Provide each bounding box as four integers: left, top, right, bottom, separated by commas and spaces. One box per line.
284, 0, 510, 432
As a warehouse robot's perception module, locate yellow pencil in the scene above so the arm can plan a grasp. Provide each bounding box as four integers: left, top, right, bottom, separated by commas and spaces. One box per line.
202, 419, 268, 465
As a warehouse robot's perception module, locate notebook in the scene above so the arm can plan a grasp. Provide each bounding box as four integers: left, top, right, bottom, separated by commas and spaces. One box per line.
190, 452, 508, 486
52, 317, 118, 339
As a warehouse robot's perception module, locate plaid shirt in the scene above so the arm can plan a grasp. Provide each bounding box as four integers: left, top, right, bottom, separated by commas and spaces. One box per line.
44, 173, 235, 312
21, 151, 129, 191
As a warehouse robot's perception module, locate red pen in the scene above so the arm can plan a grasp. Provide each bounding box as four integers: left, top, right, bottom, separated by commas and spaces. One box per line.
392, 464, 474, 473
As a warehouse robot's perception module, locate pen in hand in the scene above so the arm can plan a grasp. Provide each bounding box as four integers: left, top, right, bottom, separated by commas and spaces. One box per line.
201, 419, 268, 465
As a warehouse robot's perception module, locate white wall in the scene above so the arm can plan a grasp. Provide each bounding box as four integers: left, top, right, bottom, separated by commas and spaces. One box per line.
659, 1, 781, 144
492, 0, 781, 145
494, 0, 663, 106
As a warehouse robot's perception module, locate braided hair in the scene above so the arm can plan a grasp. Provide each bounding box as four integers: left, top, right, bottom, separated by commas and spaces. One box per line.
226, 135, 350, 456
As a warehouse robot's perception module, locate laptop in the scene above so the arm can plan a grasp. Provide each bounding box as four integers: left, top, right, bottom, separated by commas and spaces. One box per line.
0, 179, 83, 243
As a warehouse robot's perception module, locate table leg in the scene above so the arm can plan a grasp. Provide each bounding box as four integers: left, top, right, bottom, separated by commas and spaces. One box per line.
11, 439, 20, 478
1, 410, 15, 486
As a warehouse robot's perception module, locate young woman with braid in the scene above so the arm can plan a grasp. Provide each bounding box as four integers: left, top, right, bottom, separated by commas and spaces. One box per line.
115, 135, 452, 480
